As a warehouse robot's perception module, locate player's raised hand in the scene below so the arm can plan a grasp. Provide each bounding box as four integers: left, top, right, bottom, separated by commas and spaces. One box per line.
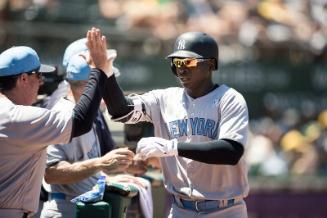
136, 137, 178, 160
86, 27, 116, 77
99, 147, 134, 174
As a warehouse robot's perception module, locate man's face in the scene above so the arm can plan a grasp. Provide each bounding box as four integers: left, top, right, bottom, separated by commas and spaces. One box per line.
23, 72, 43, 105
173, 58, 214, 91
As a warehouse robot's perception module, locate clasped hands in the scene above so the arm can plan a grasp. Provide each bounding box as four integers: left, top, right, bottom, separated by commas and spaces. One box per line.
99, 137, 178, 175
99, 147, 147, 176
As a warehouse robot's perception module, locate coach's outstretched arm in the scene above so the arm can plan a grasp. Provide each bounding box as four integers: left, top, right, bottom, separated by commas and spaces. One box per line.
70, 28, 114, 138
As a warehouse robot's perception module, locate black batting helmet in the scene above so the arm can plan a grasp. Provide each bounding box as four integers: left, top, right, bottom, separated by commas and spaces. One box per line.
166, 32, 219, 72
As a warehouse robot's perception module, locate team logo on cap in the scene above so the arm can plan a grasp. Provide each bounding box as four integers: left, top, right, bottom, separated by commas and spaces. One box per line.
177, 39, 186, 50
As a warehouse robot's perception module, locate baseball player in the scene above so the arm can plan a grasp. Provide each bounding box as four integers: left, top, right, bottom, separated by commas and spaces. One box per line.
103, 31, 249, 217
0, 28, 122, 218
40, 52, 142, 218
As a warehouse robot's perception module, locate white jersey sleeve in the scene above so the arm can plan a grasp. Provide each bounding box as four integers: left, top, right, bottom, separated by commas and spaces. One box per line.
112, 90, 164, 124
218, 88, 249, 146
0, 97, 73, 149
46, 143, 69, 166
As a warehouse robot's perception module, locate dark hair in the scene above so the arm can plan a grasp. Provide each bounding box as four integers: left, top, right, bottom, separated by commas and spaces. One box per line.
0, 75, 19, 92
0, 68, 40, 92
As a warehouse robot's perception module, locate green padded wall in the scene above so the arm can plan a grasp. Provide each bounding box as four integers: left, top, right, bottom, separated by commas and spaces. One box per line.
75, 201, 111, 218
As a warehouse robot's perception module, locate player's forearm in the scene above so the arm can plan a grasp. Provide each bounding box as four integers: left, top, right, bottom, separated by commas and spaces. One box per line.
177, 139, 244, 165
44, 159, 103, 184
103, 75, 134, 118
71, 68, 107, 138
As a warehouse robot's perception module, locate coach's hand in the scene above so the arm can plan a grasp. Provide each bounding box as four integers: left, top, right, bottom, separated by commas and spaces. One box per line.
86, 27, 116, 78
136, 137, 178, 159
100, 147, 134, 175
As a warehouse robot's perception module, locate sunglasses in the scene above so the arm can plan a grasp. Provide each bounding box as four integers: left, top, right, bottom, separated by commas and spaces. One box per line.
172, 58, 208, 68
27, 71, 43, 79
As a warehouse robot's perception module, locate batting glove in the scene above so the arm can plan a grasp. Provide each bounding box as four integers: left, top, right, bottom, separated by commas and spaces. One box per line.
136, 137, 178, 159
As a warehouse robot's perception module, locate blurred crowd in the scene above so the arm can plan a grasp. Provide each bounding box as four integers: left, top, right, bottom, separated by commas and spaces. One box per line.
99, 0, 327, 55
1, 0, 327, 58
247, 108, 327, 177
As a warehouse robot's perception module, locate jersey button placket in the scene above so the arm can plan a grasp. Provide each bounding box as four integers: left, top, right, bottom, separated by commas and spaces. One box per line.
191, 101, 195, 116
187, 164, 194, 197
189, 108, 194, 117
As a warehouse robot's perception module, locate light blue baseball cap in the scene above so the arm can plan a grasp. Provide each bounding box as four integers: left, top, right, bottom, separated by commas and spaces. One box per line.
62, 38, 88, 68
66, 55, 90, 81
63, 38, 121, 77
0, 46, 55, 77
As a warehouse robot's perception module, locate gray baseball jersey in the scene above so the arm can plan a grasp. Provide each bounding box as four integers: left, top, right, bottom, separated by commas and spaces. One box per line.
0, 96, 72, 215
114, 84, 249, 201
43, 98, 101, 197
41, 98, 101, 218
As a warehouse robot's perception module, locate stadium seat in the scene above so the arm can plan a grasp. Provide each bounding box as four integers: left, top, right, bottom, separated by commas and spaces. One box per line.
75, 201, 111, 218
75, 182, 138, 218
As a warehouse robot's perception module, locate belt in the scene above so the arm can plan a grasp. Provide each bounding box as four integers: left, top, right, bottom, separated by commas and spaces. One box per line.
49, 193, 72, 201
174, 196, 241, 212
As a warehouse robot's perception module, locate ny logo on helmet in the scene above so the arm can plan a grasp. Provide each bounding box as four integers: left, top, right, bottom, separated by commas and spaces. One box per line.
177, 39, 186, 50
